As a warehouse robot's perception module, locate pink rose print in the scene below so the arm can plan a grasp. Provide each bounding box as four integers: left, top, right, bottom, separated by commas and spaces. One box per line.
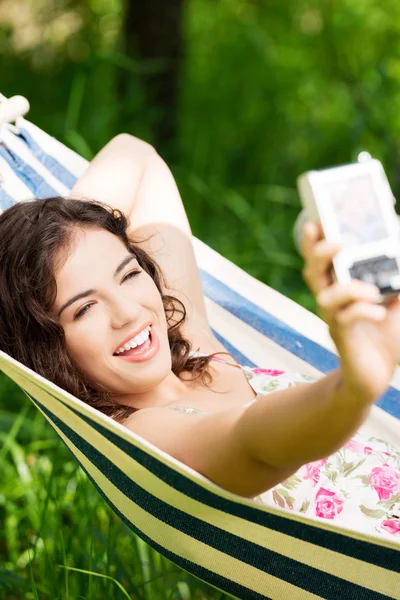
252, 368, 285, 376
344, 439, 373, 454
303, 464, 321, 487
303, 458, 328, 487
381, 520, 400, 536
314, 487, 344, 519
369, 465, 400, 500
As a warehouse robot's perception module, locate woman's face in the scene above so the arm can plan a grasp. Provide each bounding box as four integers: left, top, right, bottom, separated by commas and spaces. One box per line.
52, 227, 171, 400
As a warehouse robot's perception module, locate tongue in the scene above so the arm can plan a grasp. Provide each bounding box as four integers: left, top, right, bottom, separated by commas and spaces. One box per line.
118, 336, 151, 357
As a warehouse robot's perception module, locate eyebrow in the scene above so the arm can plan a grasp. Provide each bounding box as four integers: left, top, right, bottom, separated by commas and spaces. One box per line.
57, 254, 137, 317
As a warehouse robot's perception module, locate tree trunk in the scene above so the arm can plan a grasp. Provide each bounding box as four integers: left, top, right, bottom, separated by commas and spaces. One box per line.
121, 0, 184, 157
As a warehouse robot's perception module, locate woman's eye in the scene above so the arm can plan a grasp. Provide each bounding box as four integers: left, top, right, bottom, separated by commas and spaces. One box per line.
74, 271, 141, 319
122, 270, 141, 282
75, 304, 93, 319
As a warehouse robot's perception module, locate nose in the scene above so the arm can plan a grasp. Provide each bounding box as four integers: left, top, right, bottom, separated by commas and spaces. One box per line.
108, 291, 142, 329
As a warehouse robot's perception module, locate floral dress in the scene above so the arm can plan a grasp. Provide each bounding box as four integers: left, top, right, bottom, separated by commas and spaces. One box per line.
172, 354, 400, 541
241, 366, 400, 541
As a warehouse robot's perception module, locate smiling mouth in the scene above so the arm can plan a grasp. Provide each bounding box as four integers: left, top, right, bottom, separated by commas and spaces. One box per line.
113, 326, 156, 359
113, 325, 152, 356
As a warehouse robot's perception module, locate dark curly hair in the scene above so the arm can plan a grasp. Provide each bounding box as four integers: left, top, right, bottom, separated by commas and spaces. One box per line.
0, 197, 228, 422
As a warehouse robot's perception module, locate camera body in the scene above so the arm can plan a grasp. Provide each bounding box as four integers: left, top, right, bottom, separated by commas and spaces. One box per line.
297, 158, 400, 301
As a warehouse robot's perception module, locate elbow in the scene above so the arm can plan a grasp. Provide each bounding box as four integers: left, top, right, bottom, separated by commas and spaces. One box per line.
110, 133, 157, 157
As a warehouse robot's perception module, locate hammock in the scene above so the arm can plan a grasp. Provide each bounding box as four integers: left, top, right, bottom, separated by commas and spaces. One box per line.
0, 93, 399, 600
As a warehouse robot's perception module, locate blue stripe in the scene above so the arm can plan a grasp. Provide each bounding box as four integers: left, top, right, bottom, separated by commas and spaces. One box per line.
201, 270, 400, 420
18, 128, 78, 189
0, 186, 17, 211
0, 143, 58, 199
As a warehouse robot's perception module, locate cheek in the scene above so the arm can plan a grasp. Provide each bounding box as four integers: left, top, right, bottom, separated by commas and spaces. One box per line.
64, 322, 106, 368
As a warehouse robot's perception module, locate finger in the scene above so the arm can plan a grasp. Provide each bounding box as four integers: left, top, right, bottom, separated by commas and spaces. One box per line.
334, 302, 387, 326
317, 281, 381, 315
300, 221, 324, 260
302, 240, 343, 295
382, 293, 400, 308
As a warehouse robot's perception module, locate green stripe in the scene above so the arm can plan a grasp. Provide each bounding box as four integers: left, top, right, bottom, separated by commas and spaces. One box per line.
4, 359, 398, 573
32, 395, 398, 600
52, 391, 399, 573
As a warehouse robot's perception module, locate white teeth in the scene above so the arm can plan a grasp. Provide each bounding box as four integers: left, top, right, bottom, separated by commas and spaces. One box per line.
115, 326, 151, 354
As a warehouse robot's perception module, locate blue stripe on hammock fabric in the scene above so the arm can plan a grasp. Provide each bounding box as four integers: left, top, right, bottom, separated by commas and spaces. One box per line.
201, 269, 400, 420
0, 143, 58, 199
0, 186, 17, 211
31, 395, 398, 600
17, 128, 78, 189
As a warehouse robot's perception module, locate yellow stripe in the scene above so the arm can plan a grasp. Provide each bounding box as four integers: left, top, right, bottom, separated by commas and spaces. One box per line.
11, 363, 400, 549
46, 415, 322, 600
26, 381, 400, 599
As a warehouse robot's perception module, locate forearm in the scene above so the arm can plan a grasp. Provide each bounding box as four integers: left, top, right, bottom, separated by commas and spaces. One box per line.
70, 134, 156, 218
70, 134, 192, 237
236, 369, 375, 470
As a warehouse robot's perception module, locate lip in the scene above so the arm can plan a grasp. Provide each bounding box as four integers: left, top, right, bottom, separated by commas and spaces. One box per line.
113, 321, 152, 355
114, 326, 160, 363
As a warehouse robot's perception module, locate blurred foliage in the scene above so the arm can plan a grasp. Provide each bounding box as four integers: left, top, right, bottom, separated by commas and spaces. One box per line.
3, 0, 400, 301
2, 0, 400, 597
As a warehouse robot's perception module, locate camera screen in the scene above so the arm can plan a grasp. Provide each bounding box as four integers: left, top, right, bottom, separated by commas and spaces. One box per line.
328, 175, 387, 246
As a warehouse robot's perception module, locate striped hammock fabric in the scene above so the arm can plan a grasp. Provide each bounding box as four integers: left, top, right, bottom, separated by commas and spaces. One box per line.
0, 94, 399, 600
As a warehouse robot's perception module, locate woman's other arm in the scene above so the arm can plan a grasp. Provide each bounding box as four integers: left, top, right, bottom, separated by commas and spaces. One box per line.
70, 134, 217, 345
71, 134, 157, 221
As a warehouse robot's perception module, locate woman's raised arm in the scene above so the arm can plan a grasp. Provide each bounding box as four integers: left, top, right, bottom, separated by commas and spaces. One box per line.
70, 134, 218, 347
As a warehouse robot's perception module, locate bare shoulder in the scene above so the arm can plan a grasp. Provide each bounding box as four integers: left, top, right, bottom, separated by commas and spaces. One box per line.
123, 405, 278, 498
123, 407, 213, 467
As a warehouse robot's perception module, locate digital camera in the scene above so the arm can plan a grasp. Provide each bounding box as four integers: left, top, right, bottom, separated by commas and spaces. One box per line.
297, 157, 400, 301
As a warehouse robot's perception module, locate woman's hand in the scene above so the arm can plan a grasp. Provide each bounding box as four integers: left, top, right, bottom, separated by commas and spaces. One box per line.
300, 220, 400, 402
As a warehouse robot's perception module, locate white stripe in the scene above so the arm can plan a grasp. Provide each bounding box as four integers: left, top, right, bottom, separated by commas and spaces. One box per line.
2, 127, 69, 196
17, 118, 89, 179
0, 155, 33, 204
0, 91, 88, 179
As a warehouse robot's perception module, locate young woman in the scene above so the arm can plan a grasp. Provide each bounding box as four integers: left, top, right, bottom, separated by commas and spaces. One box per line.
0, 134, 399, 538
